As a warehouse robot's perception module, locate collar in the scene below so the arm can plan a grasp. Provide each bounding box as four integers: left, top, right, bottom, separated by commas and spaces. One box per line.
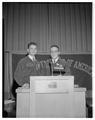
52, 57, 59, 63
28, 55, 35, 61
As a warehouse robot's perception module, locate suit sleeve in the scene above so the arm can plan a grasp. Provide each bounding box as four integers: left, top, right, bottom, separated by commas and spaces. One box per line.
14, 61, 28, 86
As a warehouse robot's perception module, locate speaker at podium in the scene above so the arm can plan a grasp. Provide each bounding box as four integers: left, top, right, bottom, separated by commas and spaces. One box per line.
16, 76, 86, 118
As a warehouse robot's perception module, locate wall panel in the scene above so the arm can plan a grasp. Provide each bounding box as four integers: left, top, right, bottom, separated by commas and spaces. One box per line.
80, 4, 88, 52
65, 4, 72, 53
4, 52, 10, 99
85, 4, 92, 52
70, 4, 77, 53
6, 3, 14, 51
75, 4, 82, 52
13, 3, 19, 51
59, 4, 66, 53
24, 4, 31, 49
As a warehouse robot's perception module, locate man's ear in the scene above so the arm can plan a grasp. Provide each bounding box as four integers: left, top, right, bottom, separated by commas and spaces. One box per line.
58, 51, 60, 55
27, 49, 29, 53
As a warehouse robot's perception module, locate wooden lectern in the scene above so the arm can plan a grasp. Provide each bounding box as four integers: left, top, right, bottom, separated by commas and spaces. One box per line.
16, 76, 86, 118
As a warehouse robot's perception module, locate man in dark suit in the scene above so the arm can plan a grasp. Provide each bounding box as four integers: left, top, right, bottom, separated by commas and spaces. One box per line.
45, 45, 71, 76
14, 42, 40, 88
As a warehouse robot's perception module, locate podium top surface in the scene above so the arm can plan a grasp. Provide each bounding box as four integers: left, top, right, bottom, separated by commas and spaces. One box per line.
30, 76, 74, 80
16, 87, 86, 93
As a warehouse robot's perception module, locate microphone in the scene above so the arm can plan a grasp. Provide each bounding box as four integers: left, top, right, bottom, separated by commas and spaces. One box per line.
49, 62, 53, 76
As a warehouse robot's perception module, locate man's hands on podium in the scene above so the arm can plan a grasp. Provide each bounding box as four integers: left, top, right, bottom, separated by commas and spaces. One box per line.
22, 83, 30, 89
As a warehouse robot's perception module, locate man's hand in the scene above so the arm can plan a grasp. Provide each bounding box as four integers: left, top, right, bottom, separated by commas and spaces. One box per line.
22, 83, 30, 88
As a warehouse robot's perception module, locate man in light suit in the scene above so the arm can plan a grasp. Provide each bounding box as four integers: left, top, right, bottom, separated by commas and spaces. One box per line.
45, 45, 71, 76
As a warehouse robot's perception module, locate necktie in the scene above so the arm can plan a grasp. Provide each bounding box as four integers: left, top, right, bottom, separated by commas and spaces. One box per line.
53, 59, 55, 64
32, 57, 35, 62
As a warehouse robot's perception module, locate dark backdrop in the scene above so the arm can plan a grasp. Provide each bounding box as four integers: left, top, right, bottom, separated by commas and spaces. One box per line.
12, 54, 92, 90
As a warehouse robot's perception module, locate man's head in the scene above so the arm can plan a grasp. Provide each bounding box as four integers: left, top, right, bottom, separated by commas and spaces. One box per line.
50, 45, 60, 59
27, 42, 37, 56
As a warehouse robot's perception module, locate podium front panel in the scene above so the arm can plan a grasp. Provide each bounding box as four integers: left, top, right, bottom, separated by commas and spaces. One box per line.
30, 76, 76, 117
16, 86, 86, 117
34, 93, 74, 117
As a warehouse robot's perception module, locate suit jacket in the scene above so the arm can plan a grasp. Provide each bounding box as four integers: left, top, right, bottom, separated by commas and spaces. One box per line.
41, 57, 71, 76
14, 56, 40, 86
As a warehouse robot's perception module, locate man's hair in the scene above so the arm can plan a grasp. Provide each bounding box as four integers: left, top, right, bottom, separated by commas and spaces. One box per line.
27, 42, 37, 49
50, 45, 60, 51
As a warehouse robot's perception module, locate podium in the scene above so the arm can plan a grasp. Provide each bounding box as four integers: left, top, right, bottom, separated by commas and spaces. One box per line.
16, 76, 86, 118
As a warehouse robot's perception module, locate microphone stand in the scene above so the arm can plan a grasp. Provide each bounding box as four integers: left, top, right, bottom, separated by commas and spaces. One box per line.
49, 62, 54, 76
51, 64, 53, 76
